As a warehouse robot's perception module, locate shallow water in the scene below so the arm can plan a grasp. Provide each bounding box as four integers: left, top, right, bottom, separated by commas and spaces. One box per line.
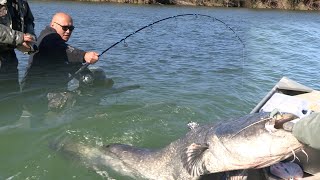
1, 2, 320, 179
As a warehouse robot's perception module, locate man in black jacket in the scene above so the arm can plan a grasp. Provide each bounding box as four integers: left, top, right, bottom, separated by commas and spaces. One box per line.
22, 12, 99, 92
21, 12, 101, 113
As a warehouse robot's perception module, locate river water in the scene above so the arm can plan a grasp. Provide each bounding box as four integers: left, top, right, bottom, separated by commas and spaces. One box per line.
1, 1, 320, 179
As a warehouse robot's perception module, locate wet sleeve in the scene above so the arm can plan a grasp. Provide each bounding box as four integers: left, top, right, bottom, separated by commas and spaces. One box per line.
66, 45, 86, 63
0, 24, 24, 45
292, 112, 320, 150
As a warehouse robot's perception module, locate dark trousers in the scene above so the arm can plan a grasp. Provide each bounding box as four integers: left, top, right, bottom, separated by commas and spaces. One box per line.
0, 50, 20, 96
0, 50, 22, 124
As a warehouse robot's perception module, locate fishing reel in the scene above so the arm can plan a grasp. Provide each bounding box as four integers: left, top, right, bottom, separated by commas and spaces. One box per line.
78, 68, 114, 89
79, 72, 94, 86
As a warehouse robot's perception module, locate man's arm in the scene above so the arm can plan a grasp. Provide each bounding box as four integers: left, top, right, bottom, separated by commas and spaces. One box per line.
292, 112, 320, 150
66, 45, 86, 63
0, 24, 24, 46
66, 47, 99, 64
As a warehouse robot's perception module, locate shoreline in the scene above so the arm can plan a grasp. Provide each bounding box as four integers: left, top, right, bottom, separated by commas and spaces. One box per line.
34, 0, 320, 11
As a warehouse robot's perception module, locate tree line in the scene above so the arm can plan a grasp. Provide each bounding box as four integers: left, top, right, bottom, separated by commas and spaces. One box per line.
77, 0, 320, 10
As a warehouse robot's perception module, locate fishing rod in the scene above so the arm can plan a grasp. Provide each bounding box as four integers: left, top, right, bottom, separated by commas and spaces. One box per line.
70, 13, 245, 81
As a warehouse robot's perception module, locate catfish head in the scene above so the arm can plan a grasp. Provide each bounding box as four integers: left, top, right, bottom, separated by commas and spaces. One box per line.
181, 112, 304, 177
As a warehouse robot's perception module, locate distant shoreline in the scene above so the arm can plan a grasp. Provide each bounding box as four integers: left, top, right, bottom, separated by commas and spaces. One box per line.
37, 0, 320, 11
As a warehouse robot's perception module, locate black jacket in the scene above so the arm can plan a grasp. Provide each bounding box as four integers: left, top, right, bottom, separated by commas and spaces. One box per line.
22, 26, 86, 92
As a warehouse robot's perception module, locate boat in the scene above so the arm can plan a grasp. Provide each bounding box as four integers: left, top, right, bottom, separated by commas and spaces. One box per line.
250, 76, 320, 179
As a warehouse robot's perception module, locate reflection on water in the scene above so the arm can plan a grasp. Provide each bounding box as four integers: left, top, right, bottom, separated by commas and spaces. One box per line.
1, 1, 320, 179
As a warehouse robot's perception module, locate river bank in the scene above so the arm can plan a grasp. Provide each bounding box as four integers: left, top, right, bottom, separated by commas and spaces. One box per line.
66, 0, 319, 10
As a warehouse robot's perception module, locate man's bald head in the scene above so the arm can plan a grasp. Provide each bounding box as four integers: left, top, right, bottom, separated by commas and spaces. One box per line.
50, 12, 74, 42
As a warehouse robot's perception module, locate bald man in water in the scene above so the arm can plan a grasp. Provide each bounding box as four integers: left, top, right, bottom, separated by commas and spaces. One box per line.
20, 12, 103, 113
49, 12, 98, 61
21, 12, 99, 92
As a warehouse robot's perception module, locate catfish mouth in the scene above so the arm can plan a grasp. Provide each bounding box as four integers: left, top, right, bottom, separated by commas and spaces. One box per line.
273, 113, 298, 129
231, 150, 300, 170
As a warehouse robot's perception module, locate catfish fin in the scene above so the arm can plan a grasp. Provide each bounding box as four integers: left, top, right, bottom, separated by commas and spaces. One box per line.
181, 143, 209, 177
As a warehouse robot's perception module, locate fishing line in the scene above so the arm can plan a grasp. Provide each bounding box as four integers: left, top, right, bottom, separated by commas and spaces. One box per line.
71, 13, 245, 81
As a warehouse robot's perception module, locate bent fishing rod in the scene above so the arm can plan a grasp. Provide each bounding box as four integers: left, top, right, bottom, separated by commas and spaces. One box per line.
70, 13, 245, 81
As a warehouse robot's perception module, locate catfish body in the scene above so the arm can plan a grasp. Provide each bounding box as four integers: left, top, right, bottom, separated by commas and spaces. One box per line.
56, 112, 303, 179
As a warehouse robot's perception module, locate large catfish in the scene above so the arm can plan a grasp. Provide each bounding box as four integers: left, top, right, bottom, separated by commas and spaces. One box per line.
53, 112, 304, 179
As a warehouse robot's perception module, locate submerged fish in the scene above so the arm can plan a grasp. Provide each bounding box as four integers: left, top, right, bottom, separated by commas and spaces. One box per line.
53, 112, 303, 179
